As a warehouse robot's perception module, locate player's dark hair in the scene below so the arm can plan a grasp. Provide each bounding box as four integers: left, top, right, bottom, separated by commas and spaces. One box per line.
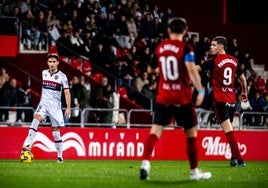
47, 53, 59, 60
212, 36, 227, 50
168, 17, 187, 34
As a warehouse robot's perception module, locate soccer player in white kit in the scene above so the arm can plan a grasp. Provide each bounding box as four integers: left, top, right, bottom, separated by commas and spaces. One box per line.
21, 53, 71, 163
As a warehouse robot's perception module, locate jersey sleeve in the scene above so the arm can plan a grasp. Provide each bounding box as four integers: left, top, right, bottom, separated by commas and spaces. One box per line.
184, 43, 195, 63
62, 73, 69, 89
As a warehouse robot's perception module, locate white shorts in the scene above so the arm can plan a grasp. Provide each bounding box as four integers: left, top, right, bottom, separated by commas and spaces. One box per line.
35, 103, 64, 127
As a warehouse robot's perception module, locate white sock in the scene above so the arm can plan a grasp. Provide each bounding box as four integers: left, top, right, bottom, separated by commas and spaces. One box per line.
25, 119, 39, 147
191, 168, 199, 174
52, 131, 63, 158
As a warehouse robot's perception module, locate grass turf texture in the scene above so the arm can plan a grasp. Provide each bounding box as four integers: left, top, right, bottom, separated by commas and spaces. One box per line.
0, 160, 267, 188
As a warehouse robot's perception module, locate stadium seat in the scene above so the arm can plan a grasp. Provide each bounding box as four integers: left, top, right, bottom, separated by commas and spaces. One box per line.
92, 72, 103, 83
82, 60, 93, 75
117, 86, 128, 99
48, 45, 58, 54
59, 55, 69, 63
71, 58, 80, 70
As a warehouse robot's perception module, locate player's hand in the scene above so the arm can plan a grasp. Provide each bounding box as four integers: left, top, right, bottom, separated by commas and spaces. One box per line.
240, 92, 248, 102
65, 107, 71, 119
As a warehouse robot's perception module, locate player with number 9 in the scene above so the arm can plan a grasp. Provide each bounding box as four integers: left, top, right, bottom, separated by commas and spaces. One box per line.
196, 36, 247, 167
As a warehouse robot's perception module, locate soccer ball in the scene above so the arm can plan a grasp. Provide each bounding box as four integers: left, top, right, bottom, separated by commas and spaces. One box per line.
20, 150, 34, 162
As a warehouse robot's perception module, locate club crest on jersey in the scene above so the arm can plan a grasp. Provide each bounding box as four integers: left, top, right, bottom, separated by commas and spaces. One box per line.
55, 75, 59, 80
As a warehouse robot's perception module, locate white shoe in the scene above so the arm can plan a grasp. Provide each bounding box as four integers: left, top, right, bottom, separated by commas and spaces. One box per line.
190, 168, 212, 180
22, 144, 31, 151
140, 160, 150, 180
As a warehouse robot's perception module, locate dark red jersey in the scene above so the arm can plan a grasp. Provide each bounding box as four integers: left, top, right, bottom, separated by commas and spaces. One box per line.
154, 39, 194, 105
200, 54, 242, 103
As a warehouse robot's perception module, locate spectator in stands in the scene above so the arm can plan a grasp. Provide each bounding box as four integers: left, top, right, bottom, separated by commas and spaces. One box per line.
91, 42, 112, 72
256, 92, 268, 126
266, 79, 268, 92
101, 11, 118, 36
134, 11, 143, 37
21, 9, 41, 50
30, 0, 43, 19
125, 45, 141, 65
235, 93, 253, 126
16, 84, 33, 123
129, 70, 148, 100
152, 17, 164, 43
85, 11, 98, 34
6, 5, 21, 35
70, 27, 90, 57
70, 75, 89, 123
126, 15, 138, 47
19, 0, 30, 15
227, 37, 239, 56
0, 65, 10, 90
63, 19, 74, 35
81, 29, 93, 53
115, 14, 131, 49
139, 80, 157, 109
129, 57, 142, 78
189, 33, 198, 50
70, 9, 83, 31
195, 34, 210, 65
56, 29, 72, 57
46, 9, 61, 46
160, 7, 174, 37
141, 3, 151, 16
139, 13, 157, 45
255, 75, 266, 96
239, 50, 255, 78
57, 0, 74, 24
249, 91, 262, 125
92, 76, 114, 124
129, 1, 140, 19
140, 45, 153, 70
113, 56, 134, 88
151, 4, 162, 21
35, 10, 48, 50
0, 78, 18, 122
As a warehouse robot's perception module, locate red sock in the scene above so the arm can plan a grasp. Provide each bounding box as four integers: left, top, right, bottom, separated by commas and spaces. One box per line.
143, 134, 158, 160
225, 131, 242, 160
187, 137, 198, 169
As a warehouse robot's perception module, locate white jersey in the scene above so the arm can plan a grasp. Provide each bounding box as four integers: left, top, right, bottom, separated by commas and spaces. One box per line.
35, 69, 69, 127
40, 69, 69, 107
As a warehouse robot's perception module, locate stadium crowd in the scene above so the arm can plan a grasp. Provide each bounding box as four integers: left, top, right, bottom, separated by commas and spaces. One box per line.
0, 0, 268, 126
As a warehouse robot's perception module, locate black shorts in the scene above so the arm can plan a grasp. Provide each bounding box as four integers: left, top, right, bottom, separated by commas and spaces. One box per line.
153, 103, 197, 129
213, 102, 235, 124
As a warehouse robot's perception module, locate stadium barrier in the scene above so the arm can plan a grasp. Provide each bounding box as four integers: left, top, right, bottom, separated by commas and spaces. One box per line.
0, 127, 267, 161
1, 106, 268, 129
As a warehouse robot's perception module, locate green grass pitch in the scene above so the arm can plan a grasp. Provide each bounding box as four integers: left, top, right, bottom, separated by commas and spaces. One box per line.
0, 160, 268, 188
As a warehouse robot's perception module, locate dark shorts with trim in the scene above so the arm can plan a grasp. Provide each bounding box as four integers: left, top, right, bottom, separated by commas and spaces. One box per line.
153, 103, 197, 129
213, 102, 235, 124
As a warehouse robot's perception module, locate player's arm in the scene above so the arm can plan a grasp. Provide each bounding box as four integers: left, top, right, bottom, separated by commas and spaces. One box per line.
147, 53, 159, 74
237, 68, 248, 102
185, 52, 205, 106
64, 88, 71, 118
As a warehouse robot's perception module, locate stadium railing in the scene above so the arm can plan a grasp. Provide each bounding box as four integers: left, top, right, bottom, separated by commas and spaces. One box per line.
1, 106, 267, 129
